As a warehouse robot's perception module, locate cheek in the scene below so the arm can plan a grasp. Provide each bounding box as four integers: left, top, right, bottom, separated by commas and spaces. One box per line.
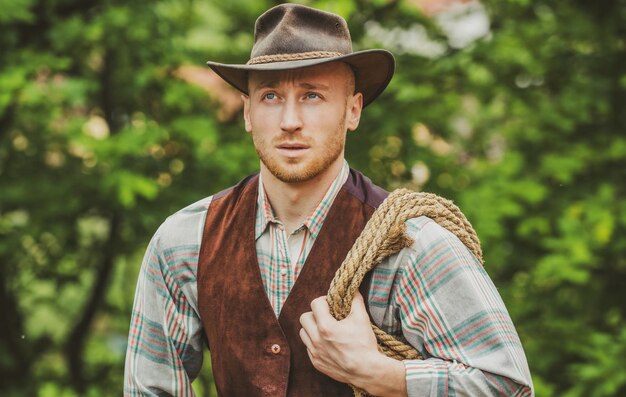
305, 106, 346, 127
249, 107, 279, 131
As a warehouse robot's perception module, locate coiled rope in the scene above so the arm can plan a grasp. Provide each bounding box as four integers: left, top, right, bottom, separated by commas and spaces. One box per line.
326, 189, 483, 397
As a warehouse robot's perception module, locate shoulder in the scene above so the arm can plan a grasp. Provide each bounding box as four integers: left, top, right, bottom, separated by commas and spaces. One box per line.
149, 195, 214, 256
403, 215, 482, 269
405, 215, 456, 246
150, 173, 258, 252
344, 168, 389, 208
395, 216, 487, 306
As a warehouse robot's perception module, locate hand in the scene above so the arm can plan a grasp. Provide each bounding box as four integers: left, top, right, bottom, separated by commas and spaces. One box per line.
299, 293, 407, 396
299, 293, 378, 383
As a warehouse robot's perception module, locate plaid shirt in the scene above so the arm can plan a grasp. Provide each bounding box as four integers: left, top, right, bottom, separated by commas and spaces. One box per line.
255, 163, 349, 317
124, 161, 533, 396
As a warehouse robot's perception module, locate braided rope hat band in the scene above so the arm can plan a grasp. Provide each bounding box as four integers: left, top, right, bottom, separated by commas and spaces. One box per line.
206, 4, 395, 107
247, 51, 344, 65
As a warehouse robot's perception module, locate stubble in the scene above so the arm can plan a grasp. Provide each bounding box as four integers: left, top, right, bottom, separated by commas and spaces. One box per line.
253, 113, 348, 184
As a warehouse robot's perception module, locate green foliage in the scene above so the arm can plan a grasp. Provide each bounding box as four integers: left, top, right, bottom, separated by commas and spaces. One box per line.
1, 0, 625, 395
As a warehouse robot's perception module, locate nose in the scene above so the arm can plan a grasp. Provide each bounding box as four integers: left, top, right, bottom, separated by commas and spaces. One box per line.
279, 98, 303, 133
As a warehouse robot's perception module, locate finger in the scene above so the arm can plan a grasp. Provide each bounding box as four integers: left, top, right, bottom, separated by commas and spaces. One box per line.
349, 292, 369, 319
350, 292, 365, 311
299, 327, 313, 349
310, 295, 334, 325
353, 291, 364, 304
344, 293, 373, 332
299, 311, 320, 341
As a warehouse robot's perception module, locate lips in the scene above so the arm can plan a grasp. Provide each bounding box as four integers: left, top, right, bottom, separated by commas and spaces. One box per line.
276, 143, 309, 150
276, 142, 310, 157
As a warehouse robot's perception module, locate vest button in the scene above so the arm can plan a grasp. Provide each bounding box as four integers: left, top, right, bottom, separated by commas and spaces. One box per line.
270, 344, 281, 354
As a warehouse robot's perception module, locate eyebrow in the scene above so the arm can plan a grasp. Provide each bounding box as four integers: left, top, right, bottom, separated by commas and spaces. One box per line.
300, 82, 330, 90
253, 80, 330, 91
254, 80, 279, 90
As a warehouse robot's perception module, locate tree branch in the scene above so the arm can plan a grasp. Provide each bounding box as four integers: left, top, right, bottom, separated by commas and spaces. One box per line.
64, 46, 124, 393
64, 212, 120, 393
0, 266, 28, 385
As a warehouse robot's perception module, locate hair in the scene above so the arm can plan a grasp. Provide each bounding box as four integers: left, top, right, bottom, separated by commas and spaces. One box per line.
344, 63, 357, 95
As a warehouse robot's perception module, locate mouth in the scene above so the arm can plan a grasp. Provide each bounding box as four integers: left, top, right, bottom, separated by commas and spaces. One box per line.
276, 142, 310, 156
277, 143, 309, 150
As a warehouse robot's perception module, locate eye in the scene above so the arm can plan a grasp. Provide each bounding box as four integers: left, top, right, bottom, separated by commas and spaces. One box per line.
263, 92, 276, 100
305, 92, 321, 100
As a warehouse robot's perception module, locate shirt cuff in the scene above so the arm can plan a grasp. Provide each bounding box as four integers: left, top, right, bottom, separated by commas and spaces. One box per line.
404, 359, 449, 397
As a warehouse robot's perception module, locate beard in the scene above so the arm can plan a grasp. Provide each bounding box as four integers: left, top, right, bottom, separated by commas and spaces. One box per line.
252, 121, 347, 184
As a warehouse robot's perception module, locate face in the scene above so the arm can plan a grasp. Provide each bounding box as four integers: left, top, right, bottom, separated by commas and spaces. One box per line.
243, 62, 363, 184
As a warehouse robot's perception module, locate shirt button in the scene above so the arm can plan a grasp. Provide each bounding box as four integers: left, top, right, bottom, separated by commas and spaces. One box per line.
280, 270, 287, 277
270, 344, 281, 354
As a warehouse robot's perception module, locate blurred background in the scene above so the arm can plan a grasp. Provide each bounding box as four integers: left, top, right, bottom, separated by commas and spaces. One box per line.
1, 0, 625, 395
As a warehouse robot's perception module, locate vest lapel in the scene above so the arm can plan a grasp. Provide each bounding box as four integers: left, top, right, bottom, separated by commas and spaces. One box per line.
278, 185, 377, 395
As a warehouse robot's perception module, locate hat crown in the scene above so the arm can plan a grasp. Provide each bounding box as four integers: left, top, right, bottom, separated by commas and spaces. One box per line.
251, 4, 353, 59
206, 4, 395, 107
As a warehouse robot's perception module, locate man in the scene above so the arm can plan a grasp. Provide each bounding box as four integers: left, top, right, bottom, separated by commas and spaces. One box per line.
124, 4, 533, 396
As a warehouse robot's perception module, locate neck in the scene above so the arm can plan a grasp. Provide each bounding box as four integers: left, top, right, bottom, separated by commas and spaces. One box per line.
261, 160, 344, 234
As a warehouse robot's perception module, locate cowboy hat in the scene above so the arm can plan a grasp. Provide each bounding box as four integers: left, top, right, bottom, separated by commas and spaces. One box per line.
206, 3, 395, 107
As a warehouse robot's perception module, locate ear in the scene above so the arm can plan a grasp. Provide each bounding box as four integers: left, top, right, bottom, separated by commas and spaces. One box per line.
242, 94, 252, 133
346, 92, 363, 132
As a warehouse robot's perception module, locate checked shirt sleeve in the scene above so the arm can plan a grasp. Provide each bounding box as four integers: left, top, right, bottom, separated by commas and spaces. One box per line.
390, 217, 533, 396
124, 210, 207, 397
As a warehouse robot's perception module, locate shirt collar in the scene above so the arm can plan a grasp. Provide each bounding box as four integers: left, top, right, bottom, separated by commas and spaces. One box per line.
255, 160, 350, 240
255, 176, 276, 239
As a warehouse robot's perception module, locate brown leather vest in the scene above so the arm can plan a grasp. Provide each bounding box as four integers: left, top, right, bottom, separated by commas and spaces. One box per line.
197, 169, 388, 397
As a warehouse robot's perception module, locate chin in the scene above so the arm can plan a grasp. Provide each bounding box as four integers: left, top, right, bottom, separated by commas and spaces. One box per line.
272, 168, 320, 184
259, 148, 344, 184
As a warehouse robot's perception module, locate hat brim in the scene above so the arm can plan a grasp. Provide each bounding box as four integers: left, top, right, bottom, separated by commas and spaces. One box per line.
206, 49, 394, 107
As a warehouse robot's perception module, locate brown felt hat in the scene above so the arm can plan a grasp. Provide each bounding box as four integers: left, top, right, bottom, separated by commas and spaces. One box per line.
206, 4, 395, 107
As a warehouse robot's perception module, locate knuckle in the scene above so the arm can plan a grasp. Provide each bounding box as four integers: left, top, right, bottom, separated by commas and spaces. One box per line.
310, 297, 321, 310
342, 356, 358, 373
311, 295, 327, 308
299, 312, 310, 325
317, 323, 332, 338
312, 360, 325, 373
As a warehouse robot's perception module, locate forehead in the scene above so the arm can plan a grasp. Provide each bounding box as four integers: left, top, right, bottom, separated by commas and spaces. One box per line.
248, 62, 352, 90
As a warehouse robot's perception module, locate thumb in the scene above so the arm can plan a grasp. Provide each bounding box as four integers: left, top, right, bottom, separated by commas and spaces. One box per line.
349, 292, 369, 320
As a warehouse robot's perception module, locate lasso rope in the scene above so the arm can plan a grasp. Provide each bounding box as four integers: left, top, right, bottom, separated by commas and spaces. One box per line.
326, 189, 483, 397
